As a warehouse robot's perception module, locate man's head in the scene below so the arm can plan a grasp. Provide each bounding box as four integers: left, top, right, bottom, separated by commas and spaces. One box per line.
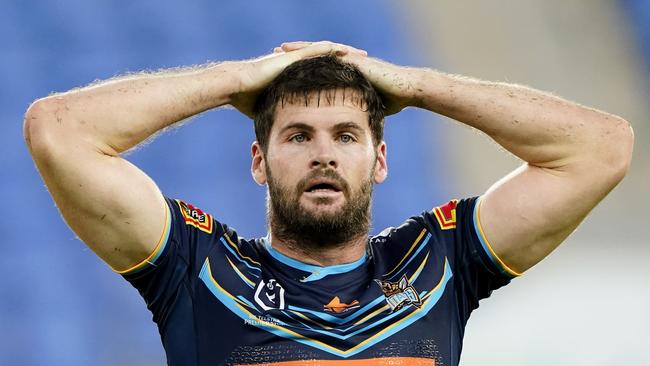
250, 55, 388, 252
253, 54, 385, 152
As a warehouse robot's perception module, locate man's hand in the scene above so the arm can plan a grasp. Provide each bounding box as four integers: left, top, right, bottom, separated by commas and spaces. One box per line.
23, 41, 369, 272
278, 41, 418, 115
283, 40, 633, 275
231, 41, 369, 118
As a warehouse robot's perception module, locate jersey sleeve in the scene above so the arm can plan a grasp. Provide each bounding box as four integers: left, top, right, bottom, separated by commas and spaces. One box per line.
116, 197, 221, 329
421, 196, 519, 317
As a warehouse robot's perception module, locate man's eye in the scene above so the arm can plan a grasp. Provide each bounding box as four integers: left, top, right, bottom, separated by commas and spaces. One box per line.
291, 134, 307, 143
339, 134, 354, 143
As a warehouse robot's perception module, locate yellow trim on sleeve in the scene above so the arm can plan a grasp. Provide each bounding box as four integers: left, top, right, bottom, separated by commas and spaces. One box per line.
113, 203, 171, 275
475, 197, 522, 277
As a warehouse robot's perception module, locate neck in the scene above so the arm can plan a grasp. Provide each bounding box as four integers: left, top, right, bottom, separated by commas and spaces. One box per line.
268, 231, 368, 267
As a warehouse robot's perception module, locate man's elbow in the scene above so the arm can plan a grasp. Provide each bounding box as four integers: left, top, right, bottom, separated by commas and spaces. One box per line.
599, 116, 634, 184
23, 97, 65, 155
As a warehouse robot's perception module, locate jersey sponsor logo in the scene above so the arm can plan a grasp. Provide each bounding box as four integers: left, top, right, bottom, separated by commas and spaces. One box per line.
176, 200, 213, 234
254, 278, 286, 311
323, 296, 360, 313
433, 199, 458, 230
375, 274, 422, 312
243, 314, 283, 327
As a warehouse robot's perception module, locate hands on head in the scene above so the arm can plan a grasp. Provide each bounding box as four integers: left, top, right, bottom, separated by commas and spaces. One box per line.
231, 40, 418, 118
272, 41, 368, 57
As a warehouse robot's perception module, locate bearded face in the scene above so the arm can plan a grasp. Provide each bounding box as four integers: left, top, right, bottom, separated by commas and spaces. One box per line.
250, 89, 388, 253
266, 165, 373, 250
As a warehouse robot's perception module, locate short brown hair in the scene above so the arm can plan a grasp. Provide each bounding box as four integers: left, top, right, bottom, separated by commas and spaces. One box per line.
253, 55, 385, 151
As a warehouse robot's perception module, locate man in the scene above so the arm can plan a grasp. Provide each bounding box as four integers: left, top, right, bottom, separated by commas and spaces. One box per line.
24, 41, 633, 365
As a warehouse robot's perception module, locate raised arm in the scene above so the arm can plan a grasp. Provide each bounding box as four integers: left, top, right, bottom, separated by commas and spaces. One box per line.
405, 70, 634, 273
279, 41, 634, 274
24, 42, 363, 272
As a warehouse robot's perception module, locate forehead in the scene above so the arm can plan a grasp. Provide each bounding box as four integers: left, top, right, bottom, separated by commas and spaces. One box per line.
272, 89, 370, 132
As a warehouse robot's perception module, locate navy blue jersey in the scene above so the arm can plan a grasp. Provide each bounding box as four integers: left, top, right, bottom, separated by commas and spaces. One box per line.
119, 196, 518, 365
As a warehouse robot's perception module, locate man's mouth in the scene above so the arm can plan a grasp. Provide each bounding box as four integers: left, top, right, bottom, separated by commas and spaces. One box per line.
302, 177, 346, 200
306, 183, 341, 193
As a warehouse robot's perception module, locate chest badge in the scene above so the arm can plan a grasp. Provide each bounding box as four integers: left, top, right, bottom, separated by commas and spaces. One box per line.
375, 274, 422, 312
254, 279, 286, 311
323, 296, 360, 313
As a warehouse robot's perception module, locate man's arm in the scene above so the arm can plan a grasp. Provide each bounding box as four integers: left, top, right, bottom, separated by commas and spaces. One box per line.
24, 42, 364, 272
408, 71, 634, 273
279, 42, 633, 274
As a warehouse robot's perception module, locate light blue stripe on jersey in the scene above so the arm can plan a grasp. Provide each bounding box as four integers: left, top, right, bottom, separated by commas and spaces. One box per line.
472, 197, 520, 277
117, 203, 172, 275
220, 237, 261, 275
261, 236, 367, 282
386, 233, 431, 281
198, 257, 453, 358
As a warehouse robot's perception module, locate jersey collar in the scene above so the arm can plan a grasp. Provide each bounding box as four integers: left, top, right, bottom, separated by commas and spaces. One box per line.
261, 234, 368, 282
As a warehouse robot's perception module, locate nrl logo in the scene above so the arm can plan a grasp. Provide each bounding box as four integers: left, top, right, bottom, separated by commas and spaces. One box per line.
254, 279, 286, 311
374, 274, 422, 312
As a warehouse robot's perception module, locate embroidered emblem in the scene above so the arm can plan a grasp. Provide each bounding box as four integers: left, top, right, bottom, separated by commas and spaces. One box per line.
176, 199, 213, 234
254, 279, 286, 311
323, 296, 360, 313
433, 199, 458, 230
375, 274, 422, 312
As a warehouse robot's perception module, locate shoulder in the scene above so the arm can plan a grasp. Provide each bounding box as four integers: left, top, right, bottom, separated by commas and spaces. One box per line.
165, 197, 262, 267
370, 197, 476, 246
368, 197, 480, 268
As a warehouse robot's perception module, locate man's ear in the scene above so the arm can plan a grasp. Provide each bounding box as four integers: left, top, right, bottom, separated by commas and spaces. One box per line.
251, 142, 267, 185
373, 141, 388, 184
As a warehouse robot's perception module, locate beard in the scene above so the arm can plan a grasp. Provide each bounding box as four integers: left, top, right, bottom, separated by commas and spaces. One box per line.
267, 167, 373, 253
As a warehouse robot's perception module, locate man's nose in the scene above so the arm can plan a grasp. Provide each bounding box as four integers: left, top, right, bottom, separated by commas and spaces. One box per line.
310, 138, 338, 169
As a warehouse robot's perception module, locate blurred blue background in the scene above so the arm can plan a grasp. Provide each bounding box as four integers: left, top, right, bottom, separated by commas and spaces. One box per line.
2, 1, 649, 365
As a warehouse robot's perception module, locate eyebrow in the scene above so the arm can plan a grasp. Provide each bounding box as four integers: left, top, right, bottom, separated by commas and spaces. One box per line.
332, 121, 365, 133
280, 121, 365, 135
280, 122, 315, 135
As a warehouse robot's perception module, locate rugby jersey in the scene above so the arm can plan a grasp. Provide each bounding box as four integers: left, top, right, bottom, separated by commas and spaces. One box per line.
121, 196, 517, 365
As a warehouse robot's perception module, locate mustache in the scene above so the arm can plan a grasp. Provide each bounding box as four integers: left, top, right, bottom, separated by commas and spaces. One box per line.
296, 169, 350, 195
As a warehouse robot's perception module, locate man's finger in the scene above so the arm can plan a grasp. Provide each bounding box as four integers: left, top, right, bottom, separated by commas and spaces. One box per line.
281, 41, 367, 56
280, 41, 313, 51
290, 42, 349, 59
